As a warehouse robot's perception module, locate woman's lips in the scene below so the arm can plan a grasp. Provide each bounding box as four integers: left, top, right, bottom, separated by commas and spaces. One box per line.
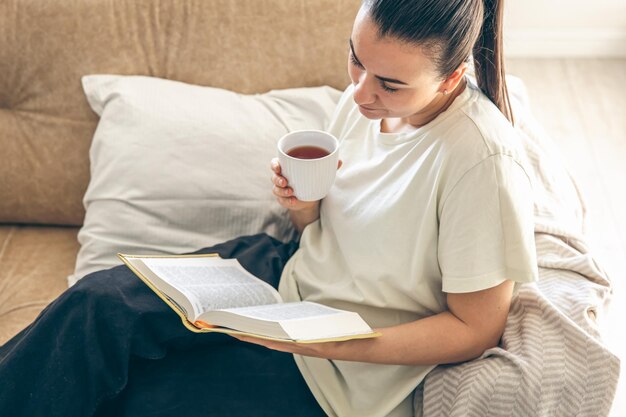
359, 105, 381, 112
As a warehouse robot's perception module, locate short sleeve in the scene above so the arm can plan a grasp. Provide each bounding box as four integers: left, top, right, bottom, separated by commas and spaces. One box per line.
438, 154, 538, 293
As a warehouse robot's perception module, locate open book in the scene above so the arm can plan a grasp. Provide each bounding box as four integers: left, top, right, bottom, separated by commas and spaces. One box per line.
118, 253, 381, 344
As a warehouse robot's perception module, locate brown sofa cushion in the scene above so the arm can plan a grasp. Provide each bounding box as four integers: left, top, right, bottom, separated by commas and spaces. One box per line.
0, 0, 358, 226
0, 225, 80, 344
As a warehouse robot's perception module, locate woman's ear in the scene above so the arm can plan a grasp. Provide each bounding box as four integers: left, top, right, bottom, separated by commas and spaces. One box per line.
439, 62, 469, 95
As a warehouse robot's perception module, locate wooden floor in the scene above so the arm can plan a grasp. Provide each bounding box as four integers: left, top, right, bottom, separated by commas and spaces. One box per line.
506, 58, 626, 417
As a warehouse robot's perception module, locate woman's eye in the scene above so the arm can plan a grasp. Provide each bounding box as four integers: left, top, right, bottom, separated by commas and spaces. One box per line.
379, 81, 398, 93
349, 53, 363, 69
350, 51, 398, 94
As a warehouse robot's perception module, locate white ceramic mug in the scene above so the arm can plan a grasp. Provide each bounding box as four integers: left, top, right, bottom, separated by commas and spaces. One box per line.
277, 130, 339, 202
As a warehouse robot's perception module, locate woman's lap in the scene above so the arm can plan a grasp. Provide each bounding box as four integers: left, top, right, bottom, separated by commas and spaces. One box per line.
0, 233, 325, 417
95, 340, 323, 417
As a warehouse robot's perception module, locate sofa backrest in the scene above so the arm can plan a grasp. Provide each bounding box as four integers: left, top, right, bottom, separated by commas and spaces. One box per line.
0, 0, 358, 226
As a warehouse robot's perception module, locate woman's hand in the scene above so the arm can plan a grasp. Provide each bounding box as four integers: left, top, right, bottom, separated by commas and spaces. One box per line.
230, 334, 343, 359
229, 332, 378, 362
270, 158, 320, 211
271, 157, 342, 233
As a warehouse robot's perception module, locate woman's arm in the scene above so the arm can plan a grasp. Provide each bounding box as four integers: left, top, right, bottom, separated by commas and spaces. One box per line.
288, 205, 320, 234
233, 279, 514, 366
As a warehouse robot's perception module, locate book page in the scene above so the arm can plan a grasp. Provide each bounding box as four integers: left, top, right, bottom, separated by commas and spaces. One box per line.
140, 257, 282, 318
200, 301, 375, 342
223, 301, 344, 321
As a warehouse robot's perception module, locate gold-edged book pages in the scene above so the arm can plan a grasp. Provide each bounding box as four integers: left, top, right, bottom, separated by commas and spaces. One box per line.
118, 252, 220, 334
118, 253, 381, 343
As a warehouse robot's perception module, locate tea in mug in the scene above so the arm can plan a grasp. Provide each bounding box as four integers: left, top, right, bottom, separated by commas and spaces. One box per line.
286, 146, 330, 159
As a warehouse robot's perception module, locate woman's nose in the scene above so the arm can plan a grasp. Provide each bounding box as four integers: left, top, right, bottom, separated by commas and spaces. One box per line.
353, 75, 377, 106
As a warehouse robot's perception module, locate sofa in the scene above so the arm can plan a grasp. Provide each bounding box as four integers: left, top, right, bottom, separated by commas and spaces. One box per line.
1, 1, 619, 416
0, 0, 360, 345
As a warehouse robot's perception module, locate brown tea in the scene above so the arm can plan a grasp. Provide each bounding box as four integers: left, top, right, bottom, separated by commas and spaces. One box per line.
286, 145, 330, 159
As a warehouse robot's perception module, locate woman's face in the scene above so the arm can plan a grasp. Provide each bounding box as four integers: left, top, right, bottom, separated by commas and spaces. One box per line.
348, 8, 445, 121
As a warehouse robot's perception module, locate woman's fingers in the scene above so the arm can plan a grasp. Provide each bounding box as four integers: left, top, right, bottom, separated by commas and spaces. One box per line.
270, 157, 281, 174
275, 195, 298, 208
271, 157, 326, 211
272, 173, 288, 188
271, 158, 293, 208
273, 185, 292, 198
271, 159, 288, 188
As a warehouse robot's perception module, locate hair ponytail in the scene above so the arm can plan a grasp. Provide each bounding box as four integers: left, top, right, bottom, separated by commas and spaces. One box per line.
472, 0, 514, 124
364, 0, 514, 124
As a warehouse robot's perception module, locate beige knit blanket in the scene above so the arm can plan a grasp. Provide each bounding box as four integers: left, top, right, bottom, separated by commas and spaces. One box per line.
415, 78, 620, 417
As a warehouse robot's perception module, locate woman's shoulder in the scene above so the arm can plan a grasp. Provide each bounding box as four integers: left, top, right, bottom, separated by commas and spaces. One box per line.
440, 81, 527, 165
434, 81, 534, 194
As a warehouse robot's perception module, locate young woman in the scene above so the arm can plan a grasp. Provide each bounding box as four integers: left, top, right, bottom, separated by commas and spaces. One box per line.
0, 1, 537, 416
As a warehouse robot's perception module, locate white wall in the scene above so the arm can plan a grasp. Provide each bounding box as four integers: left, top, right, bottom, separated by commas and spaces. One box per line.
504, 0, 626, 57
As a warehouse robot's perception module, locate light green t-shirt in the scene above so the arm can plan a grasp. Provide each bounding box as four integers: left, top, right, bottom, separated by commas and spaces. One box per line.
278, 79, 539, 417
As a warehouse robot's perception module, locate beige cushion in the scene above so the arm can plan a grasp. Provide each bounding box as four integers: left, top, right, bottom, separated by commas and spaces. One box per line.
0, 226, 79, 345
0, 0, 359, 226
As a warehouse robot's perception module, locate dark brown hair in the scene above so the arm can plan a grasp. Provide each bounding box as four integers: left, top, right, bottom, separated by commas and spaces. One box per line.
362, 0, 514, 124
